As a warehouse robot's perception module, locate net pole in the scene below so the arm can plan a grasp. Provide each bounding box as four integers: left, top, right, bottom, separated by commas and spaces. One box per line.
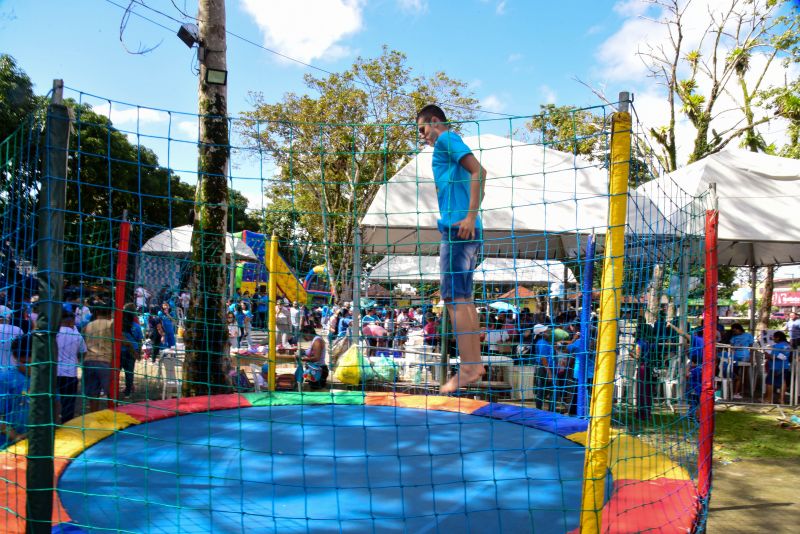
579, 96, 632, 533
108, 211, 131, 406
267, 233, 278, 391
698, 183, 718, 502
27, 80, 69, 534
578, 234, 596, 418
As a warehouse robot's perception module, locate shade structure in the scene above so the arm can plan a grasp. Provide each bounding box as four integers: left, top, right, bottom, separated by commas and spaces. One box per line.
368, 255, 575, 285
360, 134, 668, 260
140, 224, 258, 261
636, 148, 800, 266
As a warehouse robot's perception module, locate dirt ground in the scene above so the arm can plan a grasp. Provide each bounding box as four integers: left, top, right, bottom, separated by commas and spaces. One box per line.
706, 458, 800, 533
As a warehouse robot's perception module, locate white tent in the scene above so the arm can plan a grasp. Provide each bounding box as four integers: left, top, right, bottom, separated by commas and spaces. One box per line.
368, 255, 575, 285
360, 134, 672, 260
636, 148, 800, 266
140, 225, 258, 261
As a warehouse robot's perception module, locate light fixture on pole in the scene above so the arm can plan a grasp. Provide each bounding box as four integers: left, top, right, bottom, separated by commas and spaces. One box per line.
205, 68, 228, 86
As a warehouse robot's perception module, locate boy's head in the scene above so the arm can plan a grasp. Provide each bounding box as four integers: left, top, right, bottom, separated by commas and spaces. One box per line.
773, 330, 787, 343
730, 323, 744, 335
416, 104, 448, 147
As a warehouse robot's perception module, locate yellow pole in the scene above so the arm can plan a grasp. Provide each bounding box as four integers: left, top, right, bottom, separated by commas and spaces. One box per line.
267, 233, 278, 391
579, 103, 632, 532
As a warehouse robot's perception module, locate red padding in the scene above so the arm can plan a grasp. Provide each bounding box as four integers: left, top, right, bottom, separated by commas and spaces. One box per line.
570, 478, 698, 533
116, 394, 251, 423
0, 454, 73, 533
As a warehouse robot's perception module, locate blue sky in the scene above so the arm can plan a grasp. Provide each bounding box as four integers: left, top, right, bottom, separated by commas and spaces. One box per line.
0, 0, 624, 119
1, 0, 797, 207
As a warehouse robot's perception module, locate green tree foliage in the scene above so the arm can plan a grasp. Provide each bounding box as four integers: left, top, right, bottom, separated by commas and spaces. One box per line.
0, 54, 42, 142
241, 47, 478, 299
526, 104, 609, 160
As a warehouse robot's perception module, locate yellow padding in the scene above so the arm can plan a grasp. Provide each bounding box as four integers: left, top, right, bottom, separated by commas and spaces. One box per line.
8, 410, 140, 458
567, 430, 690, 481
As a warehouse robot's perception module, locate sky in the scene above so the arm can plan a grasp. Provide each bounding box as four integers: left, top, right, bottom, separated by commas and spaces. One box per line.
0, 0, 797, 203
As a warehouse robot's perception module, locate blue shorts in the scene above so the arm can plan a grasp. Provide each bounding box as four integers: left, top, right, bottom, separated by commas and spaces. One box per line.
439, 228, 481, 301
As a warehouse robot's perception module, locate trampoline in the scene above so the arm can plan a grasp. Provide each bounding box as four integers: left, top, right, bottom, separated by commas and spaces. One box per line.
0, 392, 699, 533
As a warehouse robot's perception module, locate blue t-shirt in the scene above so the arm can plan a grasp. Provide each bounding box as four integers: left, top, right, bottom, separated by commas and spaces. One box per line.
158, 311, 176, 348
729, 332, 753, 362
567, 336, 594, 379
337, 317, 352, 338
535, 338, 554, 368
689, 334, 704, 364
432, 131, 482, 233
770, 341, 792, 371
257, 296, 269, 313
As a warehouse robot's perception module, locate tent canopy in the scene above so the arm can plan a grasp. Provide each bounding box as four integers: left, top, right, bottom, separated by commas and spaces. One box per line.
636, 148, 800, 266
141, 225, 258, 261
368, 255, 575, 285
361, 134, 670, 260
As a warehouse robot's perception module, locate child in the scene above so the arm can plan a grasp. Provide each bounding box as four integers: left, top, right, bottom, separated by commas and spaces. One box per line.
765, 331, 791, 403
227, 312, 241, 350
301, 335, 328, 389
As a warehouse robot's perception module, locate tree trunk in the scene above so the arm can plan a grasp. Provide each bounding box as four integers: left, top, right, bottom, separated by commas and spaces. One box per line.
756, 265, 774, 340
646, 264, 664, 324
183, 0, 230, 395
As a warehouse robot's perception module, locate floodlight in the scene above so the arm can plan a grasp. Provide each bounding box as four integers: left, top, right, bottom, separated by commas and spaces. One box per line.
177, 23, 200, 48
205, 68, 228, 86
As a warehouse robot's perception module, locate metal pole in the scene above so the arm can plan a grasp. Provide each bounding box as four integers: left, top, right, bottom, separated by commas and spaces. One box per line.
749, 265, 757, 334
27, 80, 69, 534
351, 228, 362, 348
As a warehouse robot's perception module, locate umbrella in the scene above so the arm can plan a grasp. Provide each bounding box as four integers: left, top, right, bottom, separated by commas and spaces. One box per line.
489, 301, 519, 313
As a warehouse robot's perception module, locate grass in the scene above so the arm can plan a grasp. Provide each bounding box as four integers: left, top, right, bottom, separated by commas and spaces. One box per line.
713, 408, 800, 462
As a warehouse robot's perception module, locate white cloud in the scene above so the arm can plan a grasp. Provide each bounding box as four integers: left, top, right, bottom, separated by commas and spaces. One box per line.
240, 0, 364, 63
397, 0, 428, 13
177, 120, 198, 138
539, 85, 557, 104
585, 24, 603, 36
480, 94, 506, 113
507, 52, 523, 63
496, 0, 507, 15
92, 106, 168, 126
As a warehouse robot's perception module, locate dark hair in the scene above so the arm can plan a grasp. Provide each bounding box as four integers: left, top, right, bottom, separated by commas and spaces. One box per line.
773, 330, 787, 342
730, 323, 744, 333
416, 104, 447, 124
122, 302, 137, 333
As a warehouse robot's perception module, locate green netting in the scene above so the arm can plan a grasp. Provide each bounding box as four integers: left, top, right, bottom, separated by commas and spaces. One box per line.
0, 88, 713, 534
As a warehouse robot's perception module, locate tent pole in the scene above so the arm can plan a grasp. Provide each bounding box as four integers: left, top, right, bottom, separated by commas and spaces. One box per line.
749, 265, 757, 334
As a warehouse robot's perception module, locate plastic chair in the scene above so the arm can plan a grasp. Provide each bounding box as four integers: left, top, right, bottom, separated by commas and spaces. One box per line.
661, 356, 684, 413
614, 357, 638, 405
714, 346, 734, 401
158, 354, 181, 400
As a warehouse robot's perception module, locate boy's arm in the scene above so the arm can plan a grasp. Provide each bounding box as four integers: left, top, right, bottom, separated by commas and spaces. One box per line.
454, 153, 487, 240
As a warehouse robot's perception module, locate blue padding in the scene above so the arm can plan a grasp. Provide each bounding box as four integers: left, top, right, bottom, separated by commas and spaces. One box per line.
473, 404, 589, 437
58, 406, 605, 533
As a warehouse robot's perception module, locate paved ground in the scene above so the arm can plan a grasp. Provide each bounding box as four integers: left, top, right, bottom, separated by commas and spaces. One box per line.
707, 458, 800, 533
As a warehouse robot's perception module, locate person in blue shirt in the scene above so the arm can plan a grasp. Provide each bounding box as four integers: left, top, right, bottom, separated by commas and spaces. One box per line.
337, 308, 352, 339
416, 104, 487, 394
532, 324, 555, 410
565, 329, 594, 416
256, 291, 269, 330
766, 330, 792, 403
121, 303, 143, 398
669, 322, 704, 419
158, 302, 177, 349
0, 335, 30, 449
727, 323, 753, 398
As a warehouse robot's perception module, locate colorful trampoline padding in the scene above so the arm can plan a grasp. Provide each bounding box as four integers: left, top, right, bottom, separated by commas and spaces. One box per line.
0, 392, 699, 533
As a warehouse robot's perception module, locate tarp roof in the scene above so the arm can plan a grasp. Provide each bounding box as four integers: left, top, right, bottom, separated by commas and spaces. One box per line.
360, 134, 672, 260
368, 255, 575, 285
140, 225, 258, 261
636, 149, 800, 266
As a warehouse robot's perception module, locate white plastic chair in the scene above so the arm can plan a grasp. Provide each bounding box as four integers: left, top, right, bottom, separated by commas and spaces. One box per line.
158, 354, 181, 400
715, 346, 734, 401
250, 364, 263, 393
661, 356, 684, 413
614, 357, 638, 405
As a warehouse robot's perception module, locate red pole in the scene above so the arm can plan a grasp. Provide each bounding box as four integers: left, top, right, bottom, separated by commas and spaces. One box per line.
108, 215, 131, 407
698, 199, 718, 500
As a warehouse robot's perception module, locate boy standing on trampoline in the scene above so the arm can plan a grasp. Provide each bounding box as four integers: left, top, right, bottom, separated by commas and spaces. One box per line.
416, 104, 486, 394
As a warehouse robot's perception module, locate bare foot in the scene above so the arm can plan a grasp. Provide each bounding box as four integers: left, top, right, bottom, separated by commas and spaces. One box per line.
440, 368, 485, 394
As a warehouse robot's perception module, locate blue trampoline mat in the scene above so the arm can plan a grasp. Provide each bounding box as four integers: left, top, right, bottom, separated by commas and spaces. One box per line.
58, 405, 607, 533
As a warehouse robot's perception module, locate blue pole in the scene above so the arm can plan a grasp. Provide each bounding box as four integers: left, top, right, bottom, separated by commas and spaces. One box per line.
578, 234, 596, 418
